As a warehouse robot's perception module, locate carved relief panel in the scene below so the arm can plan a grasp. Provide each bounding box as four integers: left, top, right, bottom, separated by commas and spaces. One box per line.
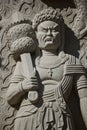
0, 0, 87, 130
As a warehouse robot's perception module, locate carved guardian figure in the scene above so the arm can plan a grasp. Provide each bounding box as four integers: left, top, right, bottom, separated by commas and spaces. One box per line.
6, 8, 87, 130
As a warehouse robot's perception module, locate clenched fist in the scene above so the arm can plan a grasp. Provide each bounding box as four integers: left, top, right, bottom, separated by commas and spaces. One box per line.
22, 70, 38, 92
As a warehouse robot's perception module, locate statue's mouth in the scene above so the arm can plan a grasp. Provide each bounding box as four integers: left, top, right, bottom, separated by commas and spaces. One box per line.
45, 37, 53, 42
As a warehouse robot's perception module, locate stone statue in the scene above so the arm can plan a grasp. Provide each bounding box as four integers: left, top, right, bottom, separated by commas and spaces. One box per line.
6, 8, 87, 130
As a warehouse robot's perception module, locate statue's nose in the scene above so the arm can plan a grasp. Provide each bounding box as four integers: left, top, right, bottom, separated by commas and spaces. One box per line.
46, 29, 52, 35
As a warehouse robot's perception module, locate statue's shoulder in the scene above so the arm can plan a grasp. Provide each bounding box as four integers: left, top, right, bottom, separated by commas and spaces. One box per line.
66, 54, 81, 65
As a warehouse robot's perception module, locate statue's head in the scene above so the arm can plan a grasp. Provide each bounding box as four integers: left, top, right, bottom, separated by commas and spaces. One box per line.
32, 8, 64, 51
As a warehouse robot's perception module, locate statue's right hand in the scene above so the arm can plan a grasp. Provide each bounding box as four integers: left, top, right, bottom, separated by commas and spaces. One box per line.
22, 71, 38, 92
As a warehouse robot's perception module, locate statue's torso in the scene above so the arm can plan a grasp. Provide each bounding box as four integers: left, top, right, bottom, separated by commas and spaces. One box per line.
16, 54, 75, 130
36, 63, 64, 92
35, 55, 69, 92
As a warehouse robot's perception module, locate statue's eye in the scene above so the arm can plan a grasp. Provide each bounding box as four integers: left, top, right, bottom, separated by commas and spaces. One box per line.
42, 28, 48, 32
52, 29, 57, 32
38, 28, 48, 33
52, 27, 59, 32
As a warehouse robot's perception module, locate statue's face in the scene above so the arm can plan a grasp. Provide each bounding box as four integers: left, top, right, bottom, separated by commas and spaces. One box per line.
36, 20, 61, 51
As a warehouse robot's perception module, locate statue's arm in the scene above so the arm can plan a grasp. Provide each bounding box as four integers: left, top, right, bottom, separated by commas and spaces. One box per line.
6, 61, 25, 107
6, 61, 38, 107
76, 74, 87, 128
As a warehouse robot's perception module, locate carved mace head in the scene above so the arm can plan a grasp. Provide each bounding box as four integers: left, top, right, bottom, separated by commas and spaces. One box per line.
7, 11, 36, 60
